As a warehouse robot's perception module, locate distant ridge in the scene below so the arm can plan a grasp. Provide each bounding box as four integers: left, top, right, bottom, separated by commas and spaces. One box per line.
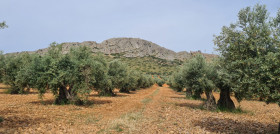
10, 38, 217, 61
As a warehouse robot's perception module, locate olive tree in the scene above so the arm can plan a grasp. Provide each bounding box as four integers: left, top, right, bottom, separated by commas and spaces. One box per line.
15, 54, 39, 93
181, 55, 207, 99
120, 70, 140, 92
200, 63, 217, 110
214, 4, 280, 108
30, 44, 100, 104
168, 71, 184, 92
90, 53, 115, 96
108, 60, 129, 93
211, 59, 236, 110
154, 77, 164, 87
170, 54, 217, 109
136, 74, 154, 89
2, 53, 33, 94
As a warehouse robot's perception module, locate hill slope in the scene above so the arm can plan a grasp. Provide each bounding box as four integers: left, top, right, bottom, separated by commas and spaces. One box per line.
9, 38, 217, 75
28, 38, 216, 61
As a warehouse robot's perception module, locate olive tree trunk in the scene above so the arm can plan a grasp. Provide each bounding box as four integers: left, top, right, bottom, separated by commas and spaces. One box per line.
193, 90, 202, 100
203, 91, 217, 110
217, 88, 235, 110
119, 88, 130, 93
98, 87, 115, 96
186, 88, 192, 98
55, 86, 68, 105
55, 86, 82, 105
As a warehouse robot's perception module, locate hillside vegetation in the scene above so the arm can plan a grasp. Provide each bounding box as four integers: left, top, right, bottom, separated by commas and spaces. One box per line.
109, 56, 183, 76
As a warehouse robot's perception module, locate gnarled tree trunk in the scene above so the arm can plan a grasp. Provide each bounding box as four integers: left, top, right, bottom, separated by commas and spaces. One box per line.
193, 90, 202, 100
119, 88, 130, 93
55, 86, 68, 105
186, 89, 192, 98
203, 91, 217, 110
217, 87, 235, 110
176, 88, 182, 92
55, 86, 82, 105
98, 87, 115, 96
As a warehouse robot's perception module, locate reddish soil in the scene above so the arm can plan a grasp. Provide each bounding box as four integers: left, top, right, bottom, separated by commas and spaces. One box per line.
0, 84, 279, 134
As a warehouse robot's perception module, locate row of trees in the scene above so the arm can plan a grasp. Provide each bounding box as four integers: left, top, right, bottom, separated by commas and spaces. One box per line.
168, 55, 234, 110
169, 4, 280, 110
0, 44, 154, 105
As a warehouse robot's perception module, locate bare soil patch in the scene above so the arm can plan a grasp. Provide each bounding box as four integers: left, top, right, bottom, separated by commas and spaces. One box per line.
0, 84, 279, 134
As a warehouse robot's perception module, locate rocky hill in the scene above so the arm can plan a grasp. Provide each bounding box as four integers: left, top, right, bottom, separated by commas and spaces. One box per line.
14, 38, 217, 61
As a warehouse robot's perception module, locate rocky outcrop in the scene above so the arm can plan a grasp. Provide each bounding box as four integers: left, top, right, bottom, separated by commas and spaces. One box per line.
11, 38, 217, 61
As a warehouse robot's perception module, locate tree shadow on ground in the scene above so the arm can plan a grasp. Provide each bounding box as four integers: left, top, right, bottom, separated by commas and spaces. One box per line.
0, 109, 18, 115
0, 87, 9, 90
193, 117, 278, 134
0, 91, 39, 95
0, 92, 7, 94
90, 94, 129, 98
29, 99, 112, 106
125, 91, 136, 94
29, 99, 54, 105
175, 102, 203, 109
0, 86, 9, 90
170, 96, 186, 99
117, 92, 135, 96
90, 99, 112, 105
0, 110, 49, 133
175, 91, 186, 95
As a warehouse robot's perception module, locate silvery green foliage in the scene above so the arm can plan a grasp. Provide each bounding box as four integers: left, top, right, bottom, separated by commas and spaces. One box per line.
2, 43, 157, 104
39, 44, 98, 104
154, 77, 164, 87
2, 53, 33, 94
120, 70, 140, 92
108, 60, 128, 90
214, 4, 280, 105
168, 70, 184, 92
179, 54, 214, 99
0, 21, 7, 29
13, 44, 108, 104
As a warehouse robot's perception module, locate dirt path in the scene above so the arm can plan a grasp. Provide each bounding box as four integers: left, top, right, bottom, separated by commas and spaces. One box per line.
0, 84, 279, 134
0, 85, 160, 133
134, 86, 280, 134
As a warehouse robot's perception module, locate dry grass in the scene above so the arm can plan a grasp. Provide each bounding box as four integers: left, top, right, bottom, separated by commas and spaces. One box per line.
101, 110, 144, 133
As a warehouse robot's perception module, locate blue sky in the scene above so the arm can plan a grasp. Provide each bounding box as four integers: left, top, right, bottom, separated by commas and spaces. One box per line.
0, 0, 279, 54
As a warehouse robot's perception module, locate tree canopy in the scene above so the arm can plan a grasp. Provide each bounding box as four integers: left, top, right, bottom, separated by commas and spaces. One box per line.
214, 4, 280, 106
0, 21, 8, 29
0, 44, 155, 105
